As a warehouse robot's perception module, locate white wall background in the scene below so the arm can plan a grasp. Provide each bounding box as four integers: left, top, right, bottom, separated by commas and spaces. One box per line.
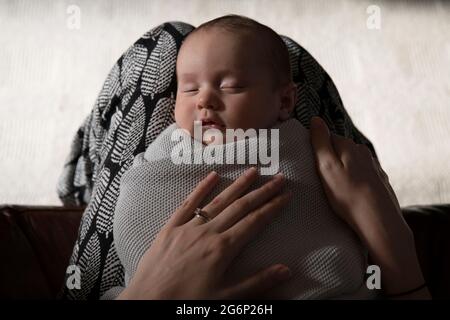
0, 0, 449, 206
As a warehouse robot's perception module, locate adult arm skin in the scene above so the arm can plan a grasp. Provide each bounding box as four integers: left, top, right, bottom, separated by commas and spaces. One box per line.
310, 116, 431, 299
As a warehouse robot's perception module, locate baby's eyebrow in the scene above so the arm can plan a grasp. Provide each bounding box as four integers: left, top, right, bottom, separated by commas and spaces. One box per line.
217, 69, 246, 77
178, 72, 197, 81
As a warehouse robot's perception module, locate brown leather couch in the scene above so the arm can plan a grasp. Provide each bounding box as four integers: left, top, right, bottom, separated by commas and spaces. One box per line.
0, 204, 449, 299
0, 205, 83, 299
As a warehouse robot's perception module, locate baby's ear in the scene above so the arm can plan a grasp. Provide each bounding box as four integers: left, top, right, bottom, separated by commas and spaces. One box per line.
278, 82, 297, 121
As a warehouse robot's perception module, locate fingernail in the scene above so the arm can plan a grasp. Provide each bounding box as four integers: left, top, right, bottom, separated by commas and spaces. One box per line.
311, 116, 330, 137
275, 266, 291, 280
208, 171, 218, 179
273, 172, 284, 181
310, 116, 321, 127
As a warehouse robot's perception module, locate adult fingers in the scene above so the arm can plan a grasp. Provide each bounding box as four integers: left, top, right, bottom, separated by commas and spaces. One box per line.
192, 167, 259, 226
331, 134, 354, 167
167, 171, 220, 227
310, 116, 342, 173
222, 264, 291, 299
209, 173, 286, 232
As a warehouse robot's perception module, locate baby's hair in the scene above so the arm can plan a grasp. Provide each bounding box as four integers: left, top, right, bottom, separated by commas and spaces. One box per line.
184, 14, 292, 89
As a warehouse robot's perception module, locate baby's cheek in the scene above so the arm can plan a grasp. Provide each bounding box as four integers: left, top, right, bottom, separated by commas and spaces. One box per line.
225, 106, 247, 126
175, 110, 195, 135
174, 104, 188, 124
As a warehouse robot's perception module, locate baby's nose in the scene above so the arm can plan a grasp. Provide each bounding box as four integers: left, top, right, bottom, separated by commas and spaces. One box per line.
197, 94, 218, 110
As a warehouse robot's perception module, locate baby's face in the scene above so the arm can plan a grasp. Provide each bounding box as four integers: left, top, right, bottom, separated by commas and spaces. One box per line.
175, 29, 291, 144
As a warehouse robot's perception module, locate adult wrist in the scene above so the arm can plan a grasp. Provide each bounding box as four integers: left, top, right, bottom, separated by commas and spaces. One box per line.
365, 223, 426, 296
383, 282, 428, 298
351, 198, 413, 251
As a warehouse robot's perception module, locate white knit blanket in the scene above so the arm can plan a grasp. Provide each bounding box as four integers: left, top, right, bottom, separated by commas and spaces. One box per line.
111, 119, 373, 299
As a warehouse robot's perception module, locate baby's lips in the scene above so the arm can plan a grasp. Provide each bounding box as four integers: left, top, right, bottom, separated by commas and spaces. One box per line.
202, 123, 225, 130
199, 118, 225, 129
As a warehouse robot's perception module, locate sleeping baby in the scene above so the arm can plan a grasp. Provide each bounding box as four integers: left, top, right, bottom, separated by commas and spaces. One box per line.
108, 15, 375, 300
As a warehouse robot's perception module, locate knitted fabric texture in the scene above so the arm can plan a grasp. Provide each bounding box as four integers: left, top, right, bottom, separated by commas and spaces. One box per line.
112, 119, 371, 299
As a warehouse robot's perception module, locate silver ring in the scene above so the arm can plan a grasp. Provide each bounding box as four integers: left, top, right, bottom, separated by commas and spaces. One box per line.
194, 207, 211, 223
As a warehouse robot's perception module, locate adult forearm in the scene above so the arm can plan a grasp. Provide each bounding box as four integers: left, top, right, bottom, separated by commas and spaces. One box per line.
355, 208, 431, 299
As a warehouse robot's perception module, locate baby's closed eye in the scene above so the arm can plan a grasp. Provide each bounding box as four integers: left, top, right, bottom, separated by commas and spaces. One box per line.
220, 85, 246, 93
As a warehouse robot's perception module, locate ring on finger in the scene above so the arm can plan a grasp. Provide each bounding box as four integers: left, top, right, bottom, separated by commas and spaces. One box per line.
194, 207, 211, 223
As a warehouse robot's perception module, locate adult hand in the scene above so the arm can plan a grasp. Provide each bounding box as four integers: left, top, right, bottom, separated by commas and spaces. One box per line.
310, 116, 431, 299
117, 168, 292, 300
310, 116, 405, 237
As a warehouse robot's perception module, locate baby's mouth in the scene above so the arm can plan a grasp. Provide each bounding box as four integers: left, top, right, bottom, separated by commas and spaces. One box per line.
199, 119, 225, 130
193, 119, 226, 145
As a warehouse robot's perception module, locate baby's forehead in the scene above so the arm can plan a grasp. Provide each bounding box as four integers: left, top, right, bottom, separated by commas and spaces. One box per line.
185, 27, 261, 51
179, 29, 265, 69
176, 27, 279, 81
